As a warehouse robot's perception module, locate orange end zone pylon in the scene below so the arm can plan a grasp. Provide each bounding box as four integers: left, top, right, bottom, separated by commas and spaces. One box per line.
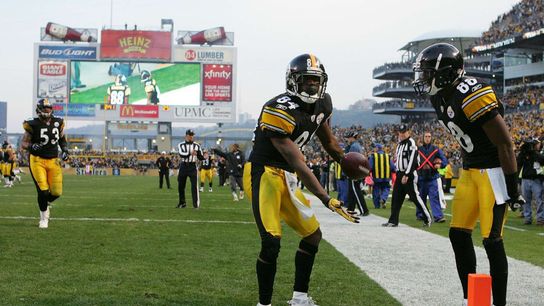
468, 273, 492, 306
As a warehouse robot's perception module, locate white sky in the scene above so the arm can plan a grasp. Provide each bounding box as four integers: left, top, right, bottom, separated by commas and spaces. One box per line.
0, 0, 519, 132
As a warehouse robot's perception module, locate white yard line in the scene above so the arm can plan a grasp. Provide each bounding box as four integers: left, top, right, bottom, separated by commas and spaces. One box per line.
306, 194, 544, 306
0, 215, 254, 225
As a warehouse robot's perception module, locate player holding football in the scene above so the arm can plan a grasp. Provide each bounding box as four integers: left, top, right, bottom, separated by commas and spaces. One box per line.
21, 99, 70, 228
413, 43, 525, 306
243, 54, 363, 306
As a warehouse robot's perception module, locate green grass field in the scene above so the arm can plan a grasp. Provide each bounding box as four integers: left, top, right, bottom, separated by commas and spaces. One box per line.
0, 174, 399, 306
70, 64, 201, 104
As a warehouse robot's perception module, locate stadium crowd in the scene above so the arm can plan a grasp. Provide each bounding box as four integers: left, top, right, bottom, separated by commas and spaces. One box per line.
480, 0, 544, 44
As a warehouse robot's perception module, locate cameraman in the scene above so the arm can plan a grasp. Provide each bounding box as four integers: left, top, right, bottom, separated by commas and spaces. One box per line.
517, 138, 544, 225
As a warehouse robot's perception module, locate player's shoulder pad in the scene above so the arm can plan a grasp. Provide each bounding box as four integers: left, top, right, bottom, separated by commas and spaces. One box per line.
260, 93, 297, 135
456, 76, 498, 122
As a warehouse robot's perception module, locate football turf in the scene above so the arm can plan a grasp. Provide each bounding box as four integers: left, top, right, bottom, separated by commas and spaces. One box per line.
0, 175, 400, 306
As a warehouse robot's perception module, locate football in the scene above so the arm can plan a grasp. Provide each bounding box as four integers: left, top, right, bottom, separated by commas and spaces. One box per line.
341, 152, 370, 180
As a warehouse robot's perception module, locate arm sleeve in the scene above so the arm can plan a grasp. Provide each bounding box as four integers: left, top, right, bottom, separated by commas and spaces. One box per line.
178, 143, 189, 157
461, 86, 499, 124
405, 139, 419, 175
196, 144, 204, 160
437, 149, 448, 167
23, 121, 33, 134
259, 106, 296, 138
212, 148, 226, 158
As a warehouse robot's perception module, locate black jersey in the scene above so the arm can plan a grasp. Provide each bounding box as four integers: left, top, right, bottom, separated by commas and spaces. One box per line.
200, 156, 213, 170
23, 117, 65, 159
249, 92, 333, 172
431, 76, 503, 169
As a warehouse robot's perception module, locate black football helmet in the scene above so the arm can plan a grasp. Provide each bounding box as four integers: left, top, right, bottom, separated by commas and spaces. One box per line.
36, 98, 53, 119
286, 54, 328, 104
140, 70, 151, 83
115, 74, 127, 86
412, 43, 464, 96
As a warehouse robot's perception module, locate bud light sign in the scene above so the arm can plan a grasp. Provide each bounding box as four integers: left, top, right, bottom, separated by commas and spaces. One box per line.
202, 64, 232, 102
39, 45, 97, 60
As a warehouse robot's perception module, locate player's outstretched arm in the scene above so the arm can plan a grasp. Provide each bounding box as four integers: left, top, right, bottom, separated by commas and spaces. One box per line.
315, 120, 344, 163
482, 114, 525, 210
271, 137, 359, 223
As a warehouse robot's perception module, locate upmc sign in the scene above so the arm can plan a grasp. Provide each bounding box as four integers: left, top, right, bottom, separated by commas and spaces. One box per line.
100, 30, 172, 61
38, 45, 97, 60
120, 105, 159, 118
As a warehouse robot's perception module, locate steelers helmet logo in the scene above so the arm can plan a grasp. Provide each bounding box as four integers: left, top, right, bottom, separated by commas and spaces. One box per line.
316, 113, 325, 125
447, 106, 455, 119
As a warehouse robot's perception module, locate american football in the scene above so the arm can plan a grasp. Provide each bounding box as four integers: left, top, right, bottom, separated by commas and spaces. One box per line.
341, 152, 370, 180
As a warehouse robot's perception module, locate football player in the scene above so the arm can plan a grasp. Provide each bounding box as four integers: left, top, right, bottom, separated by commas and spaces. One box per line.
199, 150, 214, 192
140, 70, 160, 105
107, 74, 131, 104
21, 99, 70, 229
413, 43, 525, 306
243, 54, 363, 306
2, 143, 16, 187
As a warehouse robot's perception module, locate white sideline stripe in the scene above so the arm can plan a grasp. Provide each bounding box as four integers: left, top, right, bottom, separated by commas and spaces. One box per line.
306, 194, 544, 306
0, 216, 254, 225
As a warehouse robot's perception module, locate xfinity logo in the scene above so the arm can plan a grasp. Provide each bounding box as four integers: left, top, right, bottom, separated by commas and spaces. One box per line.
39, 45, 97, 59
204, 70, 231, 79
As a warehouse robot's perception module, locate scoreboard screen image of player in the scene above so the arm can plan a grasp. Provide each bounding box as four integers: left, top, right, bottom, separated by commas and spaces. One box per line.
69, 61, 201, 106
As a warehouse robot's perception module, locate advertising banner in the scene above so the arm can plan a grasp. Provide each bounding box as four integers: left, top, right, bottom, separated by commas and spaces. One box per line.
38, 45, 98, 60
120, 105, 159, 118
40, 27, 98, 42
173, 46, 234, 63
38, 61, 68, 101
174, 106, 233, 121
100, 30, 172, 61
176, 30, 234, 46
52, 104, 95, 117
202, 64, 232, 102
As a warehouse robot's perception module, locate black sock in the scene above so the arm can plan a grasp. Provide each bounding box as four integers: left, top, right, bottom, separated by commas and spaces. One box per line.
484, 238, 508, 306
200, 182, 204, 188
38, 190, 49, 211
209, 183, 212, 188
294, 240, 318, 293
256, 259, 276, 305
449, 228, 476, 299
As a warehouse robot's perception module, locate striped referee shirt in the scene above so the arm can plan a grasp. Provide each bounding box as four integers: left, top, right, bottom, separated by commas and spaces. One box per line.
395, 137, 419, 176
178, 141, 204, 164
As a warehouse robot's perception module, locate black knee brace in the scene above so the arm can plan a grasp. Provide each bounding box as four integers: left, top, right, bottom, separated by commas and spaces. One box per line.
298, 239, 318, 256
259, 236, 281, 264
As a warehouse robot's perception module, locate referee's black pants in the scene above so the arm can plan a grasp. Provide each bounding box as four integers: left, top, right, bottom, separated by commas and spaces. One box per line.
178, 165, 199, 208
388, 173, 430, 225
347, 179, 369, 215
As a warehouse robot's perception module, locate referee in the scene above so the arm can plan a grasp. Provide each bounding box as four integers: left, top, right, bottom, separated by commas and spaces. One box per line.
383, 124, 432, 227
176, 129, 204, 208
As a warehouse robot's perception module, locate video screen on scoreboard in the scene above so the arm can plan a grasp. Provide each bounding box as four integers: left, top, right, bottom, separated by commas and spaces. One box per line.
69, 61, 201, 106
